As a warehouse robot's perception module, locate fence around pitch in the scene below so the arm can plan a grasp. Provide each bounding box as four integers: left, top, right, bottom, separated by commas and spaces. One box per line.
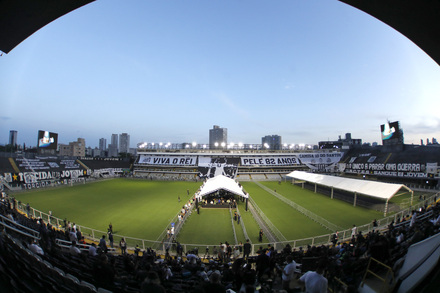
9, 191, 440, 256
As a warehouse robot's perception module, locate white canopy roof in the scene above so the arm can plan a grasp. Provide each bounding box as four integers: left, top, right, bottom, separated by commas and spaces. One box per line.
198, 175, 248, 198
287, 171, 412, 200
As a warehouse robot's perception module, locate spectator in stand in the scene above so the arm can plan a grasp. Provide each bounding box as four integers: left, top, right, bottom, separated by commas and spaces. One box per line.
70, 240, 81, 255
233, 246, 240, 260
99, 235, 107, 252
93, 253, 116, 291
76, 227, 82, 243
331, 231, 338, 246
79, 236, 87, 248
243, 239, 251, 260
282, 255, 298, 292
141, 271, 166, 293
89, 243, 98, 256
120, 237, 127, 254
108, 231, 114, 248
69, 228, 77, 243
351, 224, 357, 239
299, 260, 328, 293
256, 248, 270, 282
28, 239, 44, 255
201, 271, 226, 293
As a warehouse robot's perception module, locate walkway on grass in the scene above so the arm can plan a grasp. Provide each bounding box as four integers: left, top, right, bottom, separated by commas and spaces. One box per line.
248, 196, 286, 243
253, 181, 343, 232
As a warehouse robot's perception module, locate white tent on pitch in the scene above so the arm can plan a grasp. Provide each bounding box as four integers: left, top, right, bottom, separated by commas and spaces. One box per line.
286, 170, 413, 216
197, 175, 248, 199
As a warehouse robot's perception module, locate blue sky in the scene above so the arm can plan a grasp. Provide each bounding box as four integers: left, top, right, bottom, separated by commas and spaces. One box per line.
1, 0, 439, 148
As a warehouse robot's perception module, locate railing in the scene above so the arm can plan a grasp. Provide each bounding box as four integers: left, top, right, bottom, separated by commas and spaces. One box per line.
0, 213, 40, 240
8, 191, 440, 256
229, 207, 238, 245
236, 205, 250, 242
248, 196, 287, 242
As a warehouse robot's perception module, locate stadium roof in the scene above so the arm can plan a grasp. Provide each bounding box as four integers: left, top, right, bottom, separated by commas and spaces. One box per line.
286, 170, 412, 201
198, 175, 248, 199
0, 0, 95, 54
339, 0, 440, 66
1, 0, 439, 67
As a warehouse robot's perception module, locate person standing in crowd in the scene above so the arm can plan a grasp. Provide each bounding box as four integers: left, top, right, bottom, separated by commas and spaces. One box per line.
141, 271, 166, 293
351, 224, 357, 239
259, 229, 264, 242
243, 239, 251, 260
282, 255, 298, 291
120, 237, 127, 254
299, 261, 328, 293
99, 235, 107, 252
108, 222, 113, 234
332, 231, 338, 246
108, 231, 114, 248
89, 243, 97, 256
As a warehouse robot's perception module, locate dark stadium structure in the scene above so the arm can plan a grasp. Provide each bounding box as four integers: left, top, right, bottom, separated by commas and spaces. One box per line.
1, 0, 440, 69
0, 0, 95, 54
340, 0, 440, 66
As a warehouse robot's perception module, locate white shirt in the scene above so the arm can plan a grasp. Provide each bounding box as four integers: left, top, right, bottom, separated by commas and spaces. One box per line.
282, 260, 297, 281
29, 243, 44, 255
89, 245, 97, 256
300, 271, 327, 293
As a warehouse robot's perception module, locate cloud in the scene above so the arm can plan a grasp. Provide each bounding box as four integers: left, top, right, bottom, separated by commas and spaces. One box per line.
404, 118, 440, 134
215, 93, 251, 119
0, 116, 11, 121
284, 83, 295, 90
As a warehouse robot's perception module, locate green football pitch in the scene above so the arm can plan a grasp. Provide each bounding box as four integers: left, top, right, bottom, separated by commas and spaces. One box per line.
13, 178, 389, 247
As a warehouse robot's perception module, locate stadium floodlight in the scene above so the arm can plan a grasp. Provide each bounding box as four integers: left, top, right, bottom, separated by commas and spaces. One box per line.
202, 144, 206, 149
192, 142, 197, 148
238, 142, 243, 148
249, 144, 253, 149
214, 142, 219, 147
221, 142, 226, 148
185, 144, 190, 148
264, 143, 269, 149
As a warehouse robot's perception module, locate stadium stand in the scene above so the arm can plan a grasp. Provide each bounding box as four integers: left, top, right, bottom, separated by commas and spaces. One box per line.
340, 145, 440, 188
0, 157, 19, 173
2, 190, 440, 292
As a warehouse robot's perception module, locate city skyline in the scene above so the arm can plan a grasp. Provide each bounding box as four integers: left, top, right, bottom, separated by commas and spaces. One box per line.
1, 0, 439, 148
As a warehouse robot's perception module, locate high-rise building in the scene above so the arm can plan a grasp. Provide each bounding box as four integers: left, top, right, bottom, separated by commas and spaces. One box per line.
108, 134, 119, 157
262, 135, 282, 150
59, 138, 86, 157
119, 133, 130, 153
209, 125, 227, 149
99, 138, 107, 152
9, 130, 17, 147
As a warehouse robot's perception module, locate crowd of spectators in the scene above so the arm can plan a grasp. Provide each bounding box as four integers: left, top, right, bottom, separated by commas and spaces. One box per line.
1, 192, 440, 292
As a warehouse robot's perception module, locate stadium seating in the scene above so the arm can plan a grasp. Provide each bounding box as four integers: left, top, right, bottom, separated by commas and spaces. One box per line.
2, 193, 440, 292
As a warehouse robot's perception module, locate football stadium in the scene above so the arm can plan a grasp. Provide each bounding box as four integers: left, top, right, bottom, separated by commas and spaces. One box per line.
2, 1, 440, 293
